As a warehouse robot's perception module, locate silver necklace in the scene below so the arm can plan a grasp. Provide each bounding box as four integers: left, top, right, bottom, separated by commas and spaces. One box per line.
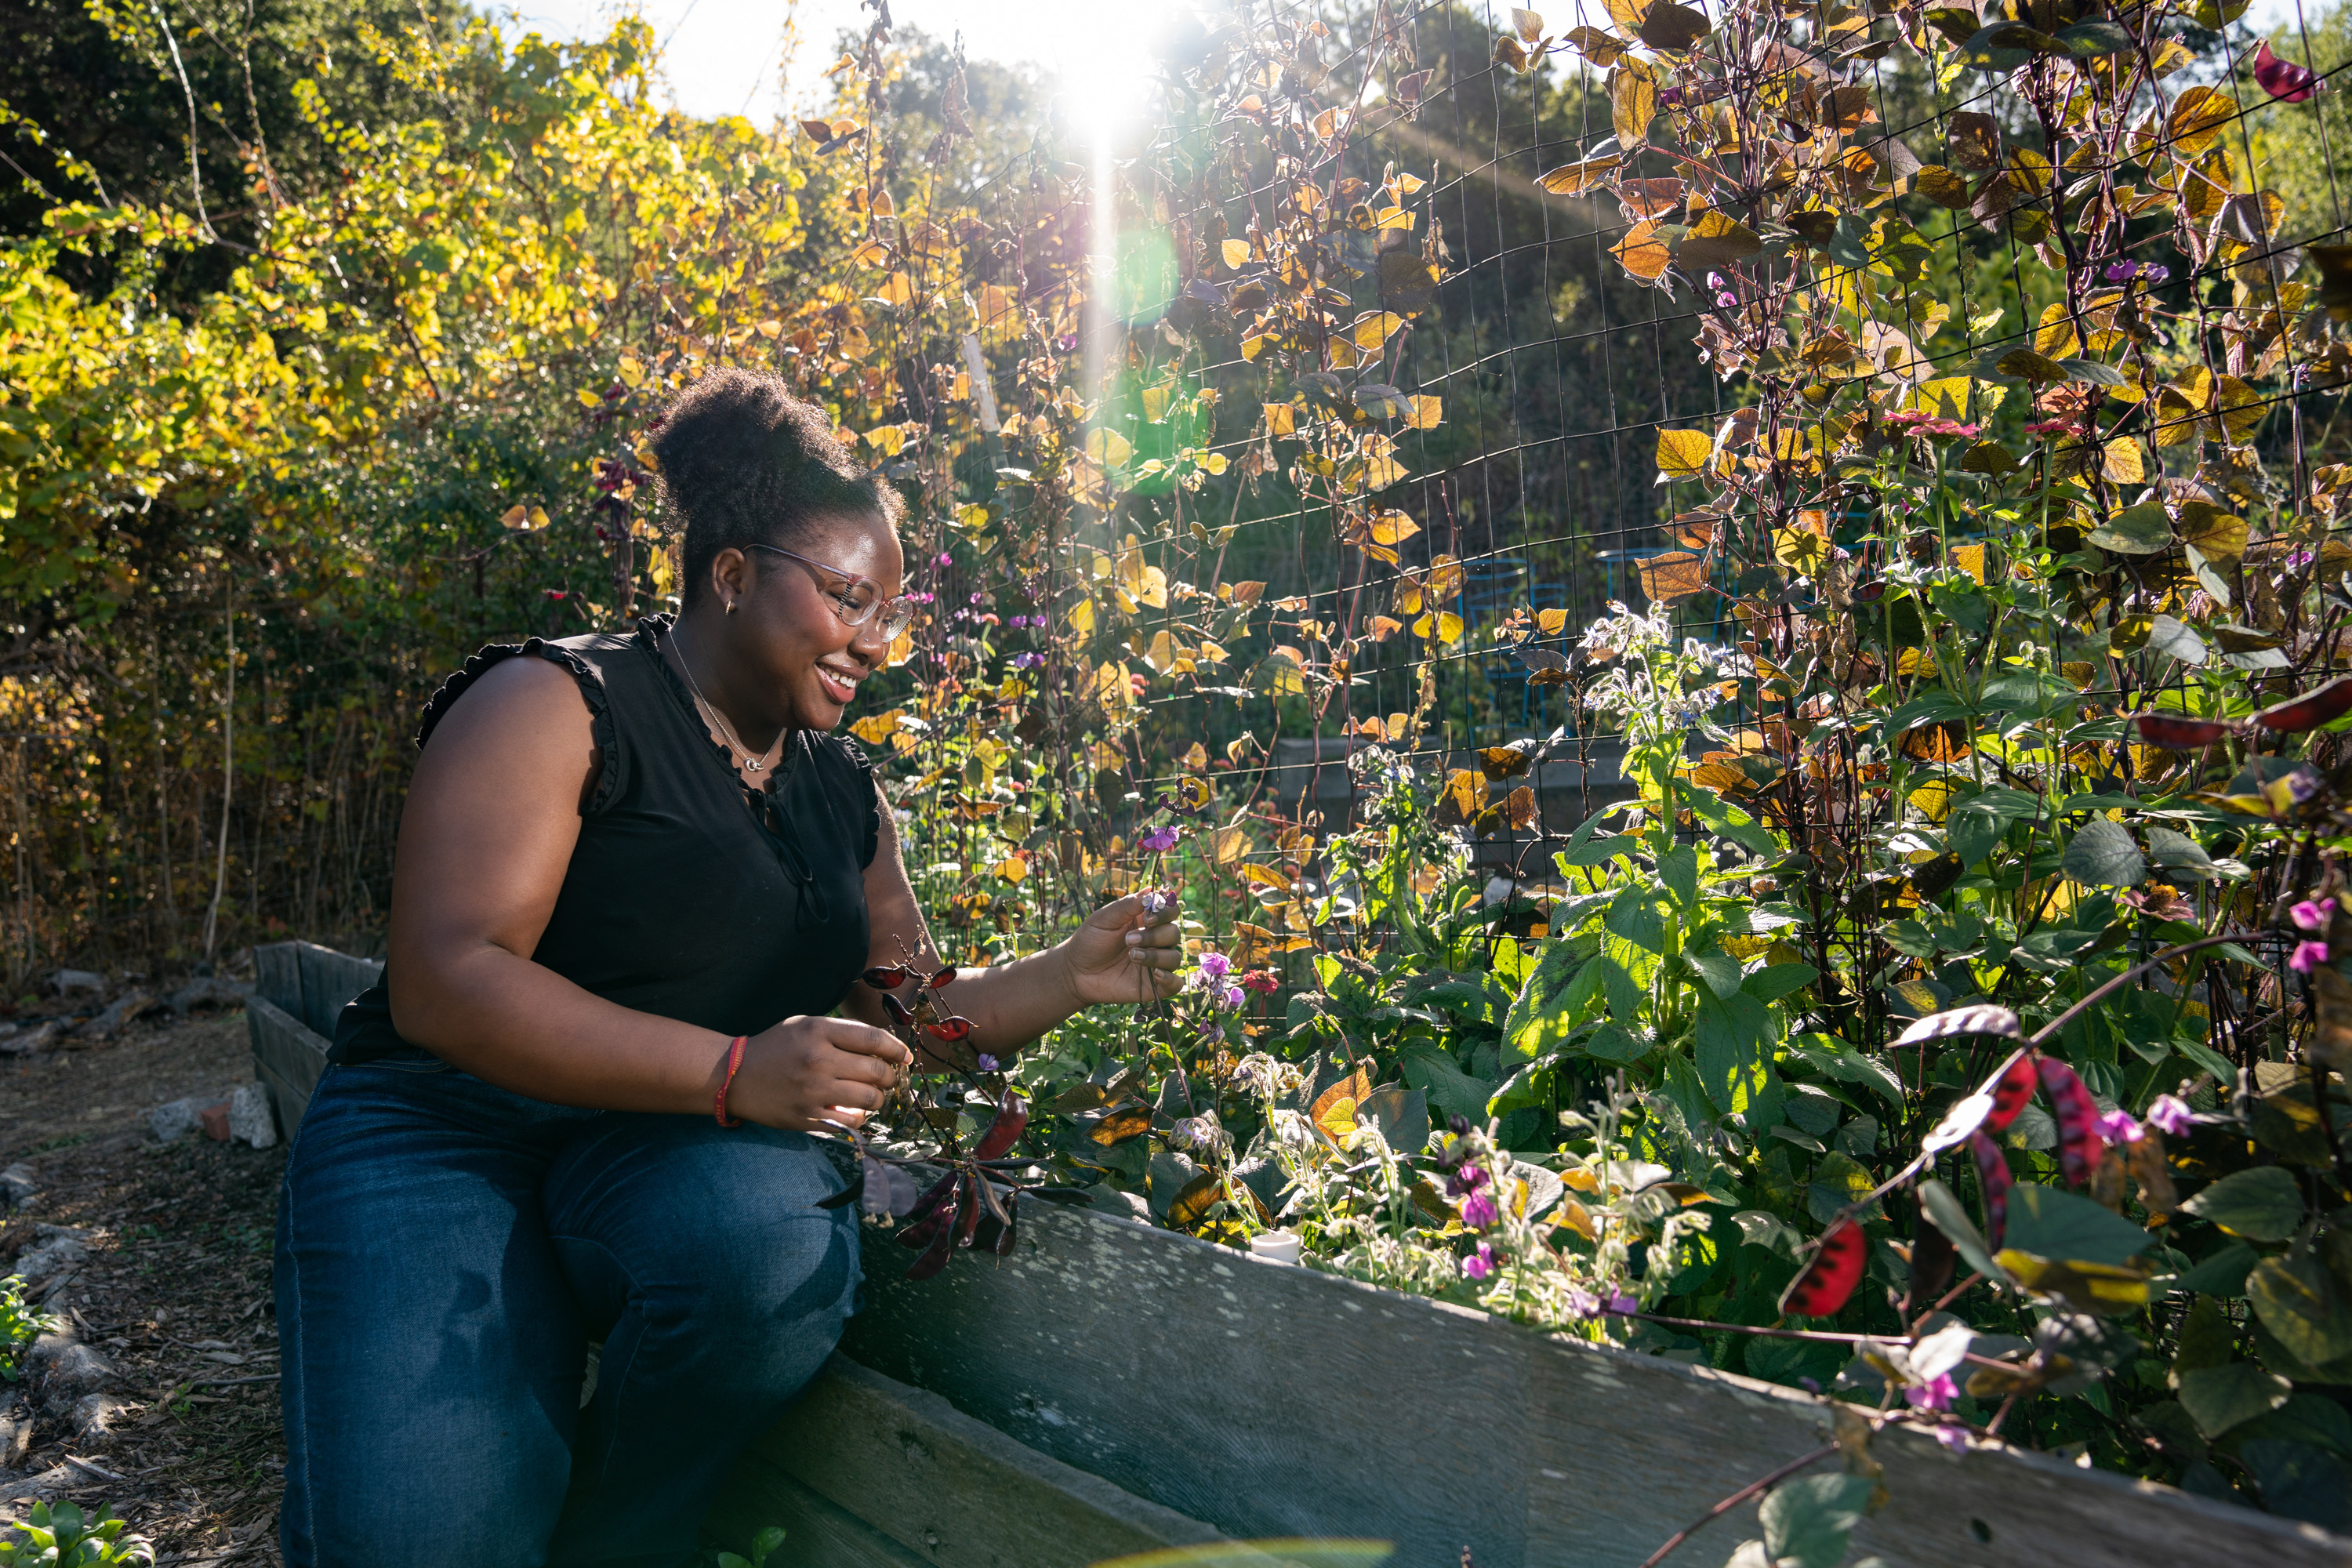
671, 622, 784, 775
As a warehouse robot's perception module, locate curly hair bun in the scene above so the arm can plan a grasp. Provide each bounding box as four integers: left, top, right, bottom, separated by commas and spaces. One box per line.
650, 367, 903, 604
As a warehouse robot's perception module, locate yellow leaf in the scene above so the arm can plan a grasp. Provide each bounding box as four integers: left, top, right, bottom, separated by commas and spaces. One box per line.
1404, 395, 1443, 430
2101, 439, 2145, 485
851, 710, 904, 745
1087, 428, 1134, 466
996, 855, 1029, 885
1611, 60, 1657, 148
1436, 612, 1464, 644
1352, 312, 1407, 350
1067, 599, 1096, 636
1536, 154, 1623, 194
1264, 402, 1296, 437
1142, 630, 1176, 673
2167, 86, 2238, 158
1204, 827, 1249, 866
755, 318, 782, 338
862, 424, 908, 457
1091, 742, 1126, 774
1369, 509, 1421, 546
1221, 238, 1252, 268
1656, 427, 1715, 477
1951, 543, 1986, 583
499, 503, 529, 528
1537, 608, 1569, 634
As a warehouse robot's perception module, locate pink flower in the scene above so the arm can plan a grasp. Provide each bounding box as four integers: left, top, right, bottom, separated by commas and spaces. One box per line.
1240, 969, 1280, 995
2095, 1109, 2144, 1146
2292, 899, 2332, 933
2147, 1094, 2195, 1136
1715, 291, 1738, 308
2292, 939, 2332, 975
935, 552, 953, 567
1905, 1374, 1958, 1411
1462, 1243, 1495, 1280
1934, 1424, 1971, 1453
1459, 1191, 1498, 1229
2256, 40, 2320, 102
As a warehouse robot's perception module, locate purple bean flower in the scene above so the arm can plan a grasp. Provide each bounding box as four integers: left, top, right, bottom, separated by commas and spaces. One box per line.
2103, 260, 2140, 282
1567, 1286, 1600, 1319
2095, 1109, 2144, 1147
1446, 1164, 1489, 1197
1905, 1374, 1958, 1411
1604, 1289, 1638, 1315
935, 552, 953, 567
1011, 652, 1044, 670
1138, 888, 1175, 915
1459, 1190, 1498, 1229
1140, 824, 1181, 853
1715, 291, 1738, 308
1705, 271, 1726, 290
1934, 1425, 1971, 1453
1217, 985, 1244, 1011
2292, 938, 2332, 975
2146, 1094, 2196, 1136
1462, 1243, 1495, 1280
976, 1054, 1000, 1073
1196, 951, 1232, 981
2143, 264, 2170, 285
2292, 899, 2332, 933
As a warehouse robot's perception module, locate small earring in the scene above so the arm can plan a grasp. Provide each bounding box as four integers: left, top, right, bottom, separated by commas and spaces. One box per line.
725, 599, 736, 614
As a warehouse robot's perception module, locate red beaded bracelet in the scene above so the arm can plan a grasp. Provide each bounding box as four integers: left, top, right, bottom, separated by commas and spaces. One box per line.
714, 1035, 748, 1127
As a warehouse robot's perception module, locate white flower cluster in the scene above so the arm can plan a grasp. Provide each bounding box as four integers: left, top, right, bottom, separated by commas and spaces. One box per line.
1232, 1053, 1305, 1102
1579, 601, 1671, 657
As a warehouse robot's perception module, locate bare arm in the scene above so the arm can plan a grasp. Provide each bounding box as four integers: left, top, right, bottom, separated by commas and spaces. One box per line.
386, 656, 908, 1129
844, 792, 1181, 1064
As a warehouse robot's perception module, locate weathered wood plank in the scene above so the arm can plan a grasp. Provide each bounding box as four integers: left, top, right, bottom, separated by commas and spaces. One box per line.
246, 995, 330, 1141
710, 1356, 1226, 1568
845, 1205, 1534, 1566
704, 1455, 932, 1568
290, 941, 380, 1040
253, 942, 303, 1019
848, 1202, 2352, 1568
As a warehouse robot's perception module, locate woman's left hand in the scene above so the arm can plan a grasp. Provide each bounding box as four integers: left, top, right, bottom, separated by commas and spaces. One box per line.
1059, 891, 1184, 1007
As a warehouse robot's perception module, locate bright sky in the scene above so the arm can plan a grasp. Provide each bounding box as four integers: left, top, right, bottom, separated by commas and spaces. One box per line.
496, 0, 2328, 127
495, 0, 1160, 128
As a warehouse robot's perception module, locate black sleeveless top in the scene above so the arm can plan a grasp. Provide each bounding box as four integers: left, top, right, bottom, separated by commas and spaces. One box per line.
331, 615, 880, 1067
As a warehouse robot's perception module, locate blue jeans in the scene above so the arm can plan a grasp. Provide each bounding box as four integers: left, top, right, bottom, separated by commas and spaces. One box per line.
273, 1048, 862, 1568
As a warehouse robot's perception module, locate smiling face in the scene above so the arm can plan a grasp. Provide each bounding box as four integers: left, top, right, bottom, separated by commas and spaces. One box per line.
708, 509, 904, 735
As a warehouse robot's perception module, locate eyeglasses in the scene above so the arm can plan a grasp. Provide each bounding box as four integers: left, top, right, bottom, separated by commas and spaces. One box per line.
749, 544, 917, 641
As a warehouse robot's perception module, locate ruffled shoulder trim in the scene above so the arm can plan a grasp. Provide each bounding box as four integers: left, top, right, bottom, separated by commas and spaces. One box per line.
811, 732, 884, 868
414, 637, 622, 815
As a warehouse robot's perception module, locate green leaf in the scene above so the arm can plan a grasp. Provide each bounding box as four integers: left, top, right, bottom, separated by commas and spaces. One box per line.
2054, 18, 2135, 54
2249, 1243, 2352, 1367
1400, 1047, 1501, 1123
1692, 944, 1744, 1000
1502, 941, 1587, 1062
2085, 502, 2173, 555
2239, 1439, 2352, 1532
1359, 1083, 1431, 1155
1605, 885, 1668, 953
2061, 816, 2145, 887
1696, 989, 1770, 1109
1920, 1177, 2005, 1282
2180, 1166, 2307, 1242
1788, 1035, 1905, 1106
2178, 1361, 2293, 1438
2146, 614, 2209, 666
1744, 963, 1817, 1004
1662, 844, 1699, 910
2174, 1241, 2259, 1297
1759, 1472, 1877, 1568
1583, 1021, 1653, 1063
1600, 951, 1644, 1022
2002, 1181, 2157, 1266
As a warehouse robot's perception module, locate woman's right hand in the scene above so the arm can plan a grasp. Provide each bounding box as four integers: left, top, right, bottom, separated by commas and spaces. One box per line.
731, 1015, 913, 1131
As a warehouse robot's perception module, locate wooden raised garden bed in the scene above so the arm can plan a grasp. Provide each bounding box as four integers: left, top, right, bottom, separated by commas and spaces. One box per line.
250, 945, 2352, 1567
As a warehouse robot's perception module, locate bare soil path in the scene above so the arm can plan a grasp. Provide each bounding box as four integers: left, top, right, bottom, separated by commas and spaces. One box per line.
0, 1007, 286, 1563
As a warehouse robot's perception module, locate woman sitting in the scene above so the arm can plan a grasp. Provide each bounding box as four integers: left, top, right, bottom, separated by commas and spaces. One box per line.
273, 367, 1179, 1567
